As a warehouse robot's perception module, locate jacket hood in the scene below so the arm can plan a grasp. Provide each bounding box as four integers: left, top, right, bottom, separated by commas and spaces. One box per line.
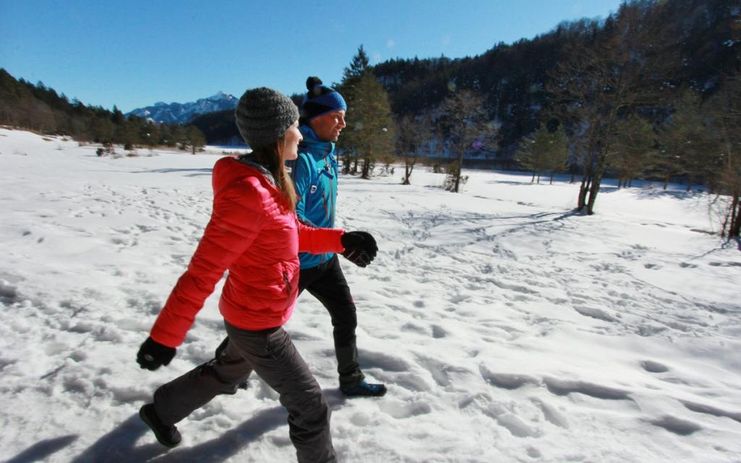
212, 156, 277, 197
299, 125, 334, 158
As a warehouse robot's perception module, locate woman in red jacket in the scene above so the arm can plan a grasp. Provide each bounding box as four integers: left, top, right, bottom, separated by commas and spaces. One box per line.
135, 87, 377, 463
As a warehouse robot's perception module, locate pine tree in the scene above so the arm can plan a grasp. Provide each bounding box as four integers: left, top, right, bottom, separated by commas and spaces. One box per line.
656, 90, 715, 191
515, 125, 567, 184
342, 45, 370, 82
611, 115, 656, 188
338, 47, 396, 179
186, 125, 206, 154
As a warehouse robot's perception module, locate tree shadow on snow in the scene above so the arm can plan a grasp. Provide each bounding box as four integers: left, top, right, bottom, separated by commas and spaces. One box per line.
5, 435, 79, 463
132, 168, 213, 177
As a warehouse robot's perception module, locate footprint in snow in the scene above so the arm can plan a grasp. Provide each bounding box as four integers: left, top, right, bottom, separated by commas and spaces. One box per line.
480, 369, 538, 390
681, 400, 741, 424
379, 399, 432, 419
640, 360, 669, 373
431, 325, 447, 338
543, 377, 632, 401
530, 397, 569, 429
415, 354, 471, 388
484, 406, 541, 438
573, 306, 617, 323
649, 415, 702, 435
358, 350, 410, 372
0, 281, 19, 305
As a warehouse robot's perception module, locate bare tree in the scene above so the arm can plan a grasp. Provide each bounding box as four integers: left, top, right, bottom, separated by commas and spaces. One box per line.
709, 76, 741, 238
548, 2, 675, 214
435, 88, 496, 192
396, 113, 433, 185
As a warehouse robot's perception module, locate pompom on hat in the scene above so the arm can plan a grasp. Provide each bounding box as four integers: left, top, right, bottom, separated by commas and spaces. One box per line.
235, 87, 299, 148
300, 76, 347, 121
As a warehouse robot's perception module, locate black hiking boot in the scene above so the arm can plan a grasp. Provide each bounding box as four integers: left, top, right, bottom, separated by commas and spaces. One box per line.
341, 380, 387, 397
139, 403, 182, 448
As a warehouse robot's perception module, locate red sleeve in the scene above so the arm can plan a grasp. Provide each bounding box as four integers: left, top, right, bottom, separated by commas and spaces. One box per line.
150, 181, 263, 347
297, 221, 345, 254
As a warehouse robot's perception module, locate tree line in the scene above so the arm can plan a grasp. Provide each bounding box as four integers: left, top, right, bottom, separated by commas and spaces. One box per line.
0, 69, 206, 153
337, 0, 740, 236
1, 0, 738, 235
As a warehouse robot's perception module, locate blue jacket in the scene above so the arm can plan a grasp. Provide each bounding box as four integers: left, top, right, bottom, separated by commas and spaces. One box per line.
292, 125, 339, 269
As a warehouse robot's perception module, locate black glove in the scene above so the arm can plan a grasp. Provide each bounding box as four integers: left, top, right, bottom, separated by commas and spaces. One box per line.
137, 337, 176, 371
341, 231, 377, 267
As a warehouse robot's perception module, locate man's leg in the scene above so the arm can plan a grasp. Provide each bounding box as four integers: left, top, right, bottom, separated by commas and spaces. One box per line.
301, 256, 385, 396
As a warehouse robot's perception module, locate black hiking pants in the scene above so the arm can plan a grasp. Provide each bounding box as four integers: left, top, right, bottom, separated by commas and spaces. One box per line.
299, 255, 364, 388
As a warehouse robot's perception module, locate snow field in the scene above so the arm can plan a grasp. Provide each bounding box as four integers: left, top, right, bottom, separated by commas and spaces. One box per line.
1, 128, 740, 462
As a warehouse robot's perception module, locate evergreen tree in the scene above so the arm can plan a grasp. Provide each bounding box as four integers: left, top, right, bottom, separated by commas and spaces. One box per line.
656, 90, 715, 191
342, 45, 370, 82
339, 47, 396, 179
185, 125, 206, 154
515, 125, 567, 184
611, 115, 657, 188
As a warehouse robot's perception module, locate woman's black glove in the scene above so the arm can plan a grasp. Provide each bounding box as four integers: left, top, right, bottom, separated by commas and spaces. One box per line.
341, 231, 377, 267
137, 337, 176, 371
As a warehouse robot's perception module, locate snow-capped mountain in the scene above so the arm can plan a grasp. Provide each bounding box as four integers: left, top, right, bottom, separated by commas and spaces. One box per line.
127, 91, 238, 124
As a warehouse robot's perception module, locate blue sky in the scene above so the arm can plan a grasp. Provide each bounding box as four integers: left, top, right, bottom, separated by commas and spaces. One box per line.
1, 0, 624, 112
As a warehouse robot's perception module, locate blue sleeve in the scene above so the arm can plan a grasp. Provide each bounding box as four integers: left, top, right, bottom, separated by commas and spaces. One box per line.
292, 154, 316, 226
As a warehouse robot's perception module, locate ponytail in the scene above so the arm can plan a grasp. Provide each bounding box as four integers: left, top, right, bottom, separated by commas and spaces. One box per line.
250, 145, 297, 210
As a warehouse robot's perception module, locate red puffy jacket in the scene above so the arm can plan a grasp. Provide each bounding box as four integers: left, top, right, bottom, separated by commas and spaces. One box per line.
150, 157, 345, 347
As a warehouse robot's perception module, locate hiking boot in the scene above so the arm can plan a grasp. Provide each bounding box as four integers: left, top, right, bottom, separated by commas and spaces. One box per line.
341, 380, 387, 397
139, 403, 182, 448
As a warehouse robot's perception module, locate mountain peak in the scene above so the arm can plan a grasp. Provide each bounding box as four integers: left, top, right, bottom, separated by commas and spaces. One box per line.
127, 92, 238, 124
208, 91, 234, 100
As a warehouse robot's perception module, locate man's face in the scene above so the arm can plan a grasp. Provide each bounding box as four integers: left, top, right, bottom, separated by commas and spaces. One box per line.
310, 110, 346, 142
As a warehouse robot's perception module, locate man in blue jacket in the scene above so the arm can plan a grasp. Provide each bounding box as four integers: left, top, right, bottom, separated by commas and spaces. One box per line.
292, 76, 386, 397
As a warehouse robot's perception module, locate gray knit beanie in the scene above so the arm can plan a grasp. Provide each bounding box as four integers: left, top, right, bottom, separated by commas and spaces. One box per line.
235, 87, 299, 147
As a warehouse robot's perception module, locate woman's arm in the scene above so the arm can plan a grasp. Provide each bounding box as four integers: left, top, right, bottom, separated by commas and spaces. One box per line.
297, 221, 344, 254
150, 182, 263, 347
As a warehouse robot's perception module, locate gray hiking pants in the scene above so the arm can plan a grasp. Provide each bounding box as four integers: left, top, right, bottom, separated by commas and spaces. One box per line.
152, 322, 336, 463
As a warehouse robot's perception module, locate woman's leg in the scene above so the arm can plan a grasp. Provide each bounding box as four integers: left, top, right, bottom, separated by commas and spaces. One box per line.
152, 334, 253, 425
225, 323, 336, 463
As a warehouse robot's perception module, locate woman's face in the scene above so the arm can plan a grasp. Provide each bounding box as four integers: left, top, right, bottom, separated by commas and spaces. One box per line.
279, 121, 302, 161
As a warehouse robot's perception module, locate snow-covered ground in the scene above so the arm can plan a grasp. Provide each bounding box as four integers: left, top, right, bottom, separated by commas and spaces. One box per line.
1, 128, 740, 463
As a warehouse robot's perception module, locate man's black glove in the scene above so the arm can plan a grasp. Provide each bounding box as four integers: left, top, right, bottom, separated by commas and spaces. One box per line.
137, 337, 176, 371
341, 231, 377, 267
